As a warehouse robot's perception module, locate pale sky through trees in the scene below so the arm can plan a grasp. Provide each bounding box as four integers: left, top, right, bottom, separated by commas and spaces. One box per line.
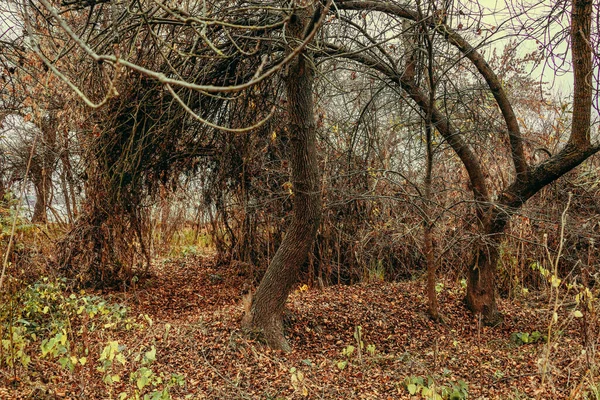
457, 0, 575, 95
0, 0, 579, 93
0, 1, 20, 41
0, 0, 595, 108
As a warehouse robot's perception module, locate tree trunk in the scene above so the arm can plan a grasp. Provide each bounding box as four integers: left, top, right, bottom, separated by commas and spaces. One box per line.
465, 206, 509, 325
59, 129, 77, 223
0, 177, 6, 204
424, 222, 439, 318
31, 169, 51, 224
31, 112, 58, 224
243, 6, 322, 351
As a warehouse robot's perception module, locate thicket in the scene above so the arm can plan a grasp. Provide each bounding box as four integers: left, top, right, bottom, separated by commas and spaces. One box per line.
0, 0, 598, 374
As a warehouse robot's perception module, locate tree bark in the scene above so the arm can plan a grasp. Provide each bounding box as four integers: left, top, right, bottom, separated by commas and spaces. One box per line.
59, 129, 78, 223
31, 170, 51, 224
569, 0, 593, 149
31, 112, 58, 224
243, 5, 322, 351
465, 206, 508, 325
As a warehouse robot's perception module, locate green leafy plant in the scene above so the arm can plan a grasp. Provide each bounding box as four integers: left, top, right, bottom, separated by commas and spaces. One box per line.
442, 380, 469, 400
366, 343, 376, 356
0, 277, 153, 392
119, 345, 186, 400
289, 367, 309, 397
16, 278, 134, 337
435, 282, 445, 294
335, 326, 378, 370
404, 376, 468, 400
1, 325, 31, 369
336, 344, 354, 370
95, 341, 187, 400
98, 340, 127, 388
405, 376, 441, 399
40, 329, 89, 372
510, 330, 546, 345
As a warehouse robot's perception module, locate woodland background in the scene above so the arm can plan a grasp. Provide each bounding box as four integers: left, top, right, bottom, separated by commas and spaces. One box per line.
0, 0, 599, 398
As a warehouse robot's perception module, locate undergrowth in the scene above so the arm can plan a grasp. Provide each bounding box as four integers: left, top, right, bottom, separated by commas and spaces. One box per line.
0, 277, 185, 399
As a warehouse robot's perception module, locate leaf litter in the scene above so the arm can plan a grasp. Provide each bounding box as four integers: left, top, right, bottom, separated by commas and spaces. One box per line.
1, 254, 596, 399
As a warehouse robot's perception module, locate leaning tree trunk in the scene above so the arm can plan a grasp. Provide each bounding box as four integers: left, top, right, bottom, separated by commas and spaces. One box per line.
243, 6, 322, 351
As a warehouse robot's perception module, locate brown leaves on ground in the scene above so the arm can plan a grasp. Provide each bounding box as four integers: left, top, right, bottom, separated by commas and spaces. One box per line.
1, 255, 596, 399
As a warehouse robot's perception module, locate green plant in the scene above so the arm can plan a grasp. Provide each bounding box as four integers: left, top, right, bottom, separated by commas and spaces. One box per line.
0, 277, 150, 390
119, 345, 186, 400
435, 282, 445, 293
40, 329, 88, 371
335, 326, 377, 370
164, 227, 214, 258
96, 341, 187, 400
366, 343, 376, 356
1, 325, 31, 370
17, 278, 133, 336
510, 330, 546, 345
336, 344, 353, 370
289, 367, 308, 397
442, 380, 469, 400
366, 259, 385, 282
405, 376, 440, 399
584, 377, 600, 400
98, 340, 127, 388
404, 376, 468, 400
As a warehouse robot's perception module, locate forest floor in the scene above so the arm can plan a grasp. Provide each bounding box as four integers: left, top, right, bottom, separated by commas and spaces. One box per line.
1, 253, 598, 400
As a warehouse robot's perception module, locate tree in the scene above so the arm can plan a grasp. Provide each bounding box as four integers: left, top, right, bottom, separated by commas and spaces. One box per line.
14, 0, 305, 284
18, 0, 329, 348
242, 3, 325, 351
11, 0, 599, 347
330, 0, 599, 323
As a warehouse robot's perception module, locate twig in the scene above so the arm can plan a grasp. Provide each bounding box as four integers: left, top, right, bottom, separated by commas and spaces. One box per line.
200, 349, 252, 400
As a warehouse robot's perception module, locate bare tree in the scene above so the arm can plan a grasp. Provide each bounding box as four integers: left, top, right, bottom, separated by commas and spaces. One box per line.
16, 0, 329, 349
329, 0, 599, 323
242, 2, 325, 351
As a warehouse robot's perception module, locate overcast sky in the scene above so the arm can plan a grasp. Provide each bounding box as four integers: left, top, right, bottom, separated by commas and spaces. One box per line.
0, 0, 586, 98
455, 0, 576, 96
0, 1, 21, 42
